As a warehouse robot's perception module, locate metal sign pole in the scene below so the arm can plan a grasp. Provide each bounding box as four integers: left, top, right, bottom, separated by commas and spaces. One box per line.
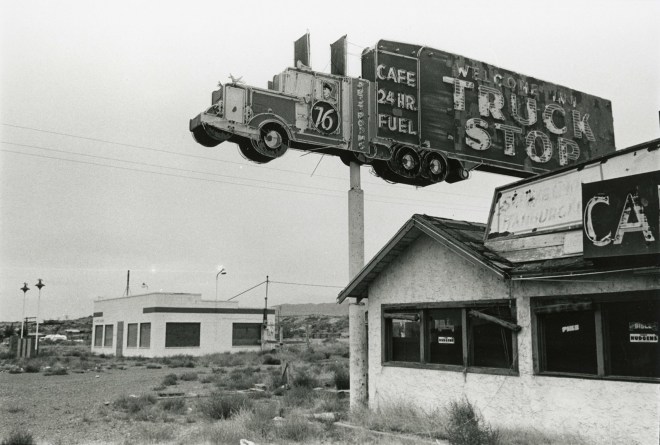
348, 161, 367, 408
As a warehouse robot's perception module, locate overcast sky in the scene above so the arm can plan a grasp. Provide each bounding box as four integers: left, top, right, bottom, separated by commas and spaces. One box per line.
1, 0, 658, 322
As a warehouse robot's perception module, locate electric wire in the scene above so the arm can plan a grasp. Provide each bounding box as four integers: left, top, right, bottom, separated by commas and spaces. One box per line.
226, 280, 266, 301
1, 122, 494, 201
269, 280, 344, 289
1, 143, 491, 212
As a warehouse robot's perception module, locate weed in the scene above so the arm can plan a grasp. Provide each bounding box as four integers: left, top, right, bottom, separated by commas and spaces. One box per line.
261, 354, 281, 365
162, 373, 178, 386
113, 394, 157, 414
292, 367, 319, 388
1, 429, 35, 445
198, 391, 253, 420
137, 424, 175, 443
444, 398, 499, 445
145, 363, 162, 369
274, 411, 320, 442
43, 367, 68, 376
6, 406, 25, 414
160, 397, 186, 414
179, 371, 198, 381
199, 374, 216, 384
333, 366, 349, 390
282, 385, 316, 409
353, 400, 444, 439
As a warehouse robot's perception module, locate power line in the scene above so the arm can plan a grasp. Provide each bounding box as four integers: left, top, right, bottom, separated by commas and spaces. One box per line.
1, 143, 491, 213
270, 280, 344, 289
1, 122, 494, 201
226, 280, 267, 301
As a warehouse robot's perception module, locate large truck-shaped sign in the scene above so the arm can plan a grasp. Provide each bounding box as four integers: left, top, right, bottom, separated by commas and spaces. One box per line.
190, 37, 615, 187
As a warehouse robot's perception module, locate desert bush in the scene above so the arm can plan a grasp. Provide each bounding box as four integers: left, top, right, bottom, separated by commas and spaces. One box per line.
261, 354, 281, 365
136, 424, 175, 443
198, 392, 253, 420
23, 363, 40, 373
204, 351, 259, 368
161, 373, 178, 386
282, 385, 316, 409
199, 374, 217, 384
444, 398, 499, 445
179, 371, 198, 381
218, 368, 260, 390
113, 394, 157, 414
292, 367, 319, 388
353, 400, 444, 439
1, 429, 35, 445
300, 348, 327, 362
333, 366, 349, 390
145, 363, 162, 369
160, 397, 186, 414
43, 366, 67, 376
274, 411, 320, 442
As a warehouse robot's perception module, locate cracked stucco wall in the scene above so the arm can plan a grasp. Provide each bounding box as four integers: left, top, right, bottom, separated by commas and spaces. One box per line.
367, 235, 659, 445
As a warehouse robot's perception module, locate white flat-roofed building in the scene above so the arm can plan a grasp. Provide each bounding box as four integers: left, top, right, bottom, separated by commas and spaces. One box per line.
91, 292, 275, 357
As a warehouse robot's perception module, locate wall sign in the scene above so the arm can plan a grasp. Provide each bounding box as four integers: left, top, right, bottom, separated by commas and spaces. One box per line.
582, 171, 660, 259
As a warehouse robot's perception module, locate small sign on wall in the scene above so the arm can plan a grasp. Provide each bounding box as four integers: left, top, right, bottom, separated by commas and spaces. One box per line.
630, 333, 658, 343
438, 336, 455, 344
562, 324, 580, 333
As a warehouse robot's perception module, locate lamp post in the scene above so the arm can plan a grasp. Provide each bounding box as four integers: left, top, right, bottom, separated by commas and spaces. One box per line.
34, 279, 44, 352
20, 283, 29, 338
215, 266, 227, 302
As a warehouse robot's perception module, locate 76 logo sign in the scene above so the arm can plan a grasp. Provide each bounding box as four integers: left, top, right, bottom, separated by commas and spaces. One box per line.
311, 101, 339, 134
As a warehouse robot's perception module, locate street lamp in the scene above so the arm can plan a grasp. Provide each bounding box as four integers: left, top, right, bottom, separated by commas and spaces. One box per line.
20, 283, 29, 338
34, 279, 44, 352
215, 266, 227, 302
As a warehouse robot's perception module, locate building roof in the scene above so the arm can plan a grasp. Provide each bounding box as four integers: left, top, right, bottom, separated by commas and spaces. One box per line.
336, 214, 659, 303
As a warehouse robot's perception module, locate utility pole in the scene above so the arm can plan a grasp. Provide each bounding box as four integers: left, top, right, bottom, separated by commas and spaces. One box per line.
20, 283, 29, 338
34, 279, 44, 353
348, 161, 367, 408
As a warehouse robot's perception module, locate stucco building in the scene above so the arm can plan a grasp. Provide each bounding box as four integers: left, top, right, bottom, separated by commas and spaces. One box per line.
338, 139, 659, 444
92, 292, 275, 358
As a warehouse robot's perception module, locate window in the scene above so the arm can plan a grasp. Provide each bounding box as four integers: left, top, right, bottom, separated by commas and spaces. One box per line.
232, 323, 262, 346
534, 291, 659, 381
126, 324, 138, 348
139, 323, 151, 348
94, 325, 103, 347
103, 324, 113, 348
383, 301, 518, 374
165, 323, 200, 348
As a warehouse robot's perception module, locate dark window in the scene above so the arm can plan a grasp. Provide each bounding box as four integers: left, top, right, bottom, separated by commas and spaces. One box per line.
539, 309, 597, 374
94, 325, 103, 347
232, 323, 262, 346
103, 324, 113, 348
388, 316, 420, 362
139, 323, 151, 348
533, 293, 659, 381
470, 306, 515, 369
383, 302, 517, 373
427, 309, 462, 365
606, 300, 659, 378
126, 324, 138, 348
165, 323, 200, 348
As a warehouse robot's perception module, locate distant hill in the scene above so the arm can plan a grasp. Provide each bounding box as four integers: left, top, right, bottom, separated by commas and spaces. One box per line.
275, 302, 348, 317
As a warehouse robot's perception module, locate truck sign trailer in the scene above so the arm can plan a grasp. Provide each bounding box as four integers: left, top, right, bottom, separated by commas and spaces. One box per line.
190, 37, 615, 187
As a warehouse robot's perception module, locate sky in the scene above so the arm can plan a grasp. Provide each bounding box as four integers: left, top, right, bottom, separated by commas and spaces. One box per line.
1, 0, 659, 322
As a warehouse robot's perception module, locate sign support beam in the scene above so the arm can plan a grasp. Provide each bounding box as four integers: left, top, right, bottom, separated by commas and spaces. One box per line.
348, 161, 367, 408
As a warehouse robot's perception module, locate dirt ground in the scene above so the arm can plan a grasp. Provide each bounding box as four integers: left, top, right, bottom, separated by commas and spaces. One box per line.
0, 365, 211, 444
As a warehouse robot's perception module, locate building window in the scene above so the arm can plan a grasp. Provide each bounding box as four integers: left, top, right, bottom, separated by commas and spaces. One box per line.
103, 324, 113, 348
126, 323, 138, 348
232, 323, 263, 346
383, 301, 518, 374
94, 325, 103, 347
139, 323, 151, 348
534, 291, 659, 381
165, 322, 200, 348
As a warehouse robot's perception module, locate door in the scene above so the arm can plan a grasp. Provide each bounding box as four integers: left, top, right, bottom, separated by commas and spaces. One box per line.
116, 321, 124, 357
224, 86, 246, 123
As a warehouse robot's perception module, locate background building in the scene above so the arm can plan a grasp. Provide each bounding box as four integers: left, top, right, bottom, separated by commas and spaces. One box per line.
339, 139, 660, 444
91, 292, 275, 357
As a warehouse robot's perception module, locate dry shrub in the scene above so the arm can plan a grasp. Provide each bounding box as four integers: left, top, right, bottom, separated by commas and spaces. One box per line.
198, 392, 253, 420
261, 354, 281, 365
333, 366, 349, 390
179, 371, 198, 381
161, 373, 178, 386
353, 399, 445, 440
113, 394, 157, 414
274, 411, 321, 442
444, 398, 499, 445
43, 366, 67, 376
136, 424, 175, 443
160, 397, 186, 414
292, 367, 319, 388
1, 429, 34, 445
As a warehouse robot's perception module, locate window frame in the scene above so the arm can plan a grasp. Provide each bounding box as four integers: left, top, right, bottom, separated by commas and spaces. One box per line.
139, 323, 151, 348
103, 324, 113, 348
232, 322, 263, 346
531, 290, 659, 384
164, 322, 200, 348
382, 299, 519, 376
94, 325, 103, 347
126, 323, 138, 348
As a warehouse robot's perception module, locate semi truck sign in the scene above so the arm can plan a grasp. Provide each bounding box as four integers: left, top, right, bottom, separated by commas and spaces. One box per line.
190, 35, 616, 187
